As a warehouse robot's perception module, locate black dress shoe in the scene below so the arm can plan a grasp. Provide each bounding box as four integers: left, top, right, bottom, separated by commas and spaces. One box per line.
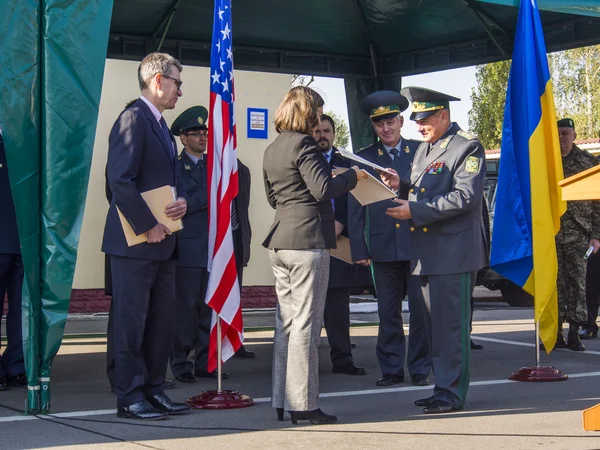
470, 339, 484, 350
195, 370, 230, 380
7, 373, 27, 387
147, 393, 190, 414
376, 374, 404, 386
175, 372, 197, 383
332, 363, 367, 376
117, 400, 167, 420
567, 325, 586, 352
0, 377, 7, 391
414, 396, 435, 407
411, 375, 430, 386
579, 328, 598, 340
289, 408, 338, 425
423, 400, 460, 414
235, 346, 256, 359
163, 379, 176, 390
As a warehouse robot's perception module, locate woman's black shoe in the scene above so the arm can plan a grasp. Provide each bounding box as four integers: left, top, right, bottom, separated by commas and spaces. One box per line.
276, 408, 284, 421
289, 408, 337, 425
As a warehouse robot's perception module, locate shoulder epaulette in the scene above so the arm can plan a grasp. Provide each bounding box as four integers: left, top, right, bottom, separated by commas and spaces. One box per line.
457, 130, 477, 140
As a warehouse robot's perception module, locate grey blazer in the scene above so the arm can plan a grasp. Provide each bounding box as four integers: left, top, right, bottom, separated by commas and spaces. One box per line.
262, 131, 358, 250
408, 123, 487, 276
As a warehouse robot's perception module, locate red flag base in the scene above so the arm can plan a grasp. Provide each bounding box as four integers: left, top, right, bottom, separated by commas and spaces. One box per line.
508, 366, 568, 382
186, 390, 255, 409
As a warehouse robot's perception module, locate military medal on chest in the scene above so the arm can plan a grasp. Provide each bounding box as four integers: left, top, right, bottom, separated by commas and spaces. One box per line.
426, 161, 445, 174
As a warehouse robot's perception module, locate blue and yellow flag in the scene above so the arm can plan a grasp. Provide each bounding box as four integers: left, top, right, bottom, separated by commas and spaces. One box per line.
490, 0, 566, 352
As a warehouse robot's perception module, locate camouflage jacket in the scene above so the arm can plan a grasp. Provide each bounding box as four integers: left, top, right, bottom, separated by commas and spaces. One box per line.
557, 144, 600, 243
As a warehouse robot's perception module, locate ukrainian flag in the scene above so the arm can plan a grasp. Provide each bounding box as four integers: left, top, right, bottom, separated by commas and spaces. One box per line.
490, 0, 566, 352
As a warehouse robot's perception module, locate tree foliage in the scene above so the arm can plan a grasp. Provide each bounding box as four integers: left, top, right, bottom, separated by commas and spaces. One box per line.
469, 44, 600, 149
325, 110, 350, 149
549, 46, 600, 140
291, 74, 315, 87
468, 60, 510, 150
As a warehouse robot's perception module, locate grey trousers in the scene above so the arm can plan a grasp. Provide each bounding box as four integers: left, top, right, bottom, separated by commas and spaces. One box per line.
419, 271, 476, 409
269, 248, 330, 411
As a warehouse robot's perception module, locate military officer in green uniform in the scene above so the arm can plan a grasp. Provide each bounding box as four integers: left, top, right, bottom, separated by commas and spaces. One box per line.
384, 87, 487, 414
554, 118, 600, 350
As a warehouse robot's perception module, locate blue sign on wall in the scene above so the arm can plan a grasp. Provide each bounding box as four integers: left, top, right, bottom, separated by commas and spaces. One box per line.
247, 107, 268, 139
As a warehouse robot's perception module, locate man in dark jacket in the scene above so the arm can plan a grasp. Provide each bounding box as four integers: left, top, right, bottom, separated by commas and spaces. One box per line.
0, 131, 26, 391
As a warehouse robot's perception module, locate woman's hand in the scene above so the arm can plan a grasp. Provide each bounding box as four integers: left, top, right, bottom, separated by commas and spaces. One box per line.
352, 165, 369, 181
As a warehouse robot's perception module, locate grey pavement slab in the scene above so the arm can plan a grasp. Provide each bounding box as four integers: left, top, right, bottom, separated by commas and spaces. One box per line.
2, 304, 600, 449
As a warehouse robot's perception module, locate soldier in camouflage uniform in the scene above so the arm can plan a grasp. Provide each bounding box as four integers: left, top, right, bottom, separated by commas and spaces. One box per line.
555, 118, 600, 351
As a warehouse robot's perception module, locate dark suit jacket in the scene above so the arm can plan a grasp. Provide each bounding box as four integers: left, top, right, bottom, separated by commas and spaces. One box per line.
236, 160, 252, 267
348, 138, 420, 263
262, 131, 358, 250
0, 133, 20, 254
102, 98, 181, 260
327, 148, 371, 289
177, 151, 208, 268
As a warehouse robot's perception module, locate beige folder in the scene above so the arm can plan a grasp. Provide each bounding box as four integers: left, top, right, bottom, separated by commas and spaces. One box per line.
330, 235, 353, 264
117, 185, 183, 247
333, 167, 397, 206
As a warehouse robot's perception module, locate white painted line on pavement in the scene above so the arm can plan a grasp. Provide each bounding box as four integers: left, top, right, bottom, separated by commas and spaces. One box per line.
2, 370, 600, 423
475, 336, 600, 355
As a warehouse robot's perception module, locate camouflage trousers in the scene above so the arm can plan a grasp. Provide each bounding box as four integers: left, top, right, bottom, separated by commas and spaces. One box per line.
557, 239, 589, 325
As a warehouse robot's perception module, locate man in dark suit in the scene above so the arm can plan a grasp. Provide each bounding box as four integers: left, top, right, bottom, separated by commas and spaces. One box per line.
386, 86, 487, 413
232, 158, 256, 359
313, 114, 368, 375
348, 91, 431, 387
0, 131, 26, 391
102, 52, 190, 420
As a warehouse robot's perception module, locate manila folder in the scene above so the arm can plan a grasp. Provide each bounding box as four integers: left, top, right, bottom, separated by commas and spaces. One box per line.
333, 168, 397, 206
330, 235, 353, 264
117, 185, 183, 247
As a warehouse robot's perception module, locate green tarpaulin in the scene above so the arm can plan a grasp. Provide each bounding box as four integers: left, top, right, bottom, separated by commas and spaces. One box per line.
0, 0, 113, 413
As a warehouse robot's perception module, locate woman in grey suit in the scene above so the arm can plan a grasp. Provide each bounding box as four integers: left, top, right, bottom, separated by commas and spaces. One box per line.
263, 86, 366, 425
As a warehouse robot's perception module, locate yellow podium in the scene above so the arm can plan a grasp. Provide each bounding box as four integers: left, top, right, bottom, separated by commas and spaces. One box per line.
559, 165, 600, 431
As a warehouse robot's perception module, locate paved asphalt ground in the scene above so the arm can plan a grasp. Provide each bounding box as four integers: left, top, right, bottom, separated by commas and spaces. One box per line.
1, 289, 600, 449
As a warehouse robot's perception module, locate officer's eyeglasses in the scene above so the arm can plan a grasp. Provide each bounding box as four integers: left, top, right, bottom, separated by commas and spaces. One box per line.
186, 131, 208, 138
160, 74, 183, 90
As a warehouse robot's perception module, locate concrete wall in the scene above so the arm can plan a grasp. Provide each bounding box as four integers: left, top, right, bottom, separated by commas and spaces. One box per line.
73, 59, 291, 289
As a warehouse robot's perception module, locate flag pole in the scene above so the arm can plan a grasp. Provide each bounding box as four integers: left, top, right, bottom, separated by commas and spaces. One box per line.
217, 316, 222, 393
535, 319, 540, 368
508, 305, 567, 382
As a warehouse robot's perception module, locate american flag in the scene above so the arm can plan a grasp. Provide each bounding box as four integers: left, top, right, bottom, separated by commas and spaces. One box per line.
205, 0, 243, 373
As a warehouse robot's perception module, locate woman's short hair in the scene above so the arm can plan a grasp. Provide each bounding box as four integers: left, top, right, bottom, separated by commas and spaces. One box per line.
274, 86, 324, 134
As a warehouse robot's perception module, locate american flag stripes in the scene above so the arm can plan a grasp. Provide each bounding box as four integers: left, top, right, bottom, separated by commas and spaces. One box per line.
205, 0, 243, 373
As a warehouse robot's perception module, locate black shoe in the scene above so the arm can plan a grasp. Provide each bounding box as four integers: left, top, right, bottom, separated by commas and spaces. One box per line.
350, 343, 357, 349
175, 372, 197, 383
163, 379, 176, 390
235, 346, 256, 359
117, 400, 167, 420
376, 374, 404, 387
276, 407, 285, 421
147, 393, 190, 415
567, 326, 586, 351
411, 375, 430, 386
414, 396, 435, 407
0, 377, 7, 391
470, 339, 484, 350
7, 373, 27, 387
332, 363, 366, 376
289, 408, 337, 425
579, 328, 598, 340
195, 370, 229, 380
423, 400, 460, 414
